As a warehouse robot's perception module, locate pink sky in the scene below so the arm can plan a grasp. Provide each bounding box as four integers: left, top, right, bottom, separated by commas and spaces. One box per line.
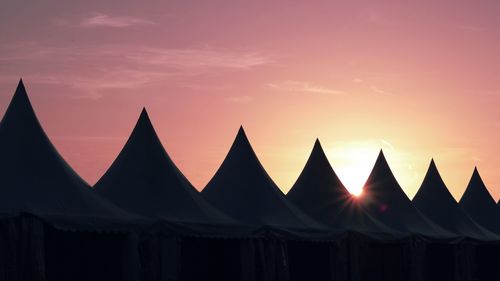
1, 1, 500, 200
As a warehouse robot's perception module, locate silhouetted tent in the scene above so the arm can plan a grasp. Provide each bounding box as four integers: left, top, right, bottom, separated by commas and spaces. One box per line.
413, 160, 500, 280
287, 139, 395, 234
0, 80, 143, 281
413, 160, 498, 240
360, 151, 471, 281
95, 108, 232, 225
459, 168, 500, 234
94, 109, 247, 281
459, 168, 500, 280
360, 151, 451, 237
202, 127, 334, 281
0, 80, 137, 227
202, 127, 326, 232
287, 140, 414, 281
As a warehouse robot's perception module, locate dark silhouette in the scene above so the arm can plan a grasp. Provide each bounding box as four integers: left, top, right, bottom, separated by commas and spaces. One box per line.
95, 108, 231, 224
287, 139, 395, 234
0, 80, 142, 281
0, 79, 131, 224
359, 151, 451, 237
459, 168, 500, 234
202, 127, 324, 230
413, 160, 498, 239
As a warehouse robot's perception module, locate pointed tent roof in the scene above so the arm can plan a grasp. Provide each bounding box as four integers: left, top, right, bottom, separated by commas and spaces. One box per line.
0, 80, 133, 228
287, 139, 395, 234
413, 160, 498, 240
202, 127, 325, 231
359, 151, 451, 236
95, 109, 232, 224
459, 168, 500, 234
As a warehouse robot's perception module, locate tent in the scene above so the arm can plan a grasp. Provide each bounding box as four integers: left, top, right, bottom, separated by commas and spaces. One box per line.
287, 139, 395, 234
95, 108, 231, 225
287, 140, 411, 281
94, 108, 244, 281
459, 168, 500, 280
459, 167, 500, 234
0, 80, 142, 281
360, 151, 450, 237
202, 127, 334, 281
413, 160, 498, 240
359, 151, 459, 281
202, 127, 324, 230
413, 160, 500, 280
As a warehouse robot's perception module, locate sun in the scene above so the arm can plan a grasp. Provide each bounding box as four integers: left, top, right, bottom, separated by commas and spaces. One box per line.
325, 144, 379, 197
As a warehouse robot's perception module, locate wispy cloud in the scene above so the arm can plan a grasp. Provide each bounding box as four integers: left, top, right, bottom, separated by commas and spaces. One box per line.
370, 85, 393, 96
125, 48, 271, 70
225, 96, 254, 103
352, 78, 363, 83
267, 80, 345, 95
0, 43, 273, 99
81, 13, 154, 28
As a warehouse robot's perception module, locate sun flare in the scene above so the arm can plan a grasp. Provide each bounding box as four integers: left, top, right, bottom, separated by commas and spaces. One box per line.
325, 143, 380, 196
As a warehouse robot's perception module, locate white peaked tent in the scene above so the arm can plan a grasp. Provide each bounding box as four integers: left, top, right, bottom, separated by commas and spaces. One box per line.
359, 151, 451, 237
460, 168, 500, 234
202, 127, 326, 232
287, 139, 396, 234
413, 160, 498, 240
95, 108, 232, 226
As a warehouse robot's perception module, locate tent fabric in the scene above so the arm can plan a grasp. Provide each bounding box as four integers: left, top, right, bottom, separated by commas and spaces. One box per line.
201, 127, 328, 234
287, 139, 398, 235
0, 80, 141, 231
0, 214, 45, 281
95, 109, 232, 225
359, 151, 453, 238
413, 160, 499, 241
459, 168, 500, 234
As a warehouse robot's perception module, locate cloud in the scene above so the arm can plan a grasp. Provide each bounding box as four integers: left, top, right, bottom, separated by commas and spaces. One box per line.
125, 48, 271, 70
0, 43, 273, 99
225, 96, 254, 103
81, 13, 154, 28
370, 85, 393, 96
352, 78, 363, 83
267, 80, 345, 95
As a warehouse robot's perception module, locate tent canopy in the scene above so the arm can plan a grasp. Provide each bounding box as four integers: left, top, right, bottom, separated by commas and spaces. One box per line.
0, 80, 136, 230
459, 168, 500, 234
95, 109, 232, 225
287, 139, 396, 235
202, 127, 327, 233
359, 151, 452, 237
413, 160, 498, 240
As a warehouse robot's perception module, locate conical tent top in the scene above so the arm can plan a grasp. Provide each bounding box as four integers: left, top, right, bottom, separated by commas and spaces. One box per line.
413, 160, 498, 239
459, 167, 500, 233
359, 151, 450, 236
95, 108, 232, 224
461, 167, 497, 206
363, 149, 398, 192
289, 138, 346, 196
0, 80, 132, 228
202, 127, 324, 229
287, 140, 395, 233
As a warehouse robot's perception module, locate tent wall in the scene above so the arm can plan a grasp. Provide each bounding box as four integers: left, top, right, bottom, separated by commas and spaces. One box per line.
0, 215, 45, 281
44, 225, 133, 281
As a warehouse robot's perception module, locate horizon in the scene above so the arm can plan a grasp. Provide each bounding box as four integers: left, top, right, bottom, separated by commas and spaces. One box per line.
1, 1, 500, 201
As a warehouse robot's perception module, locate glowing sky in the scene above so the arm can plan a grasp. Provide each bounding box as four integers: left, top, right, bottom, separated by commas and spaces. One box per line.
1, 1, 500, 200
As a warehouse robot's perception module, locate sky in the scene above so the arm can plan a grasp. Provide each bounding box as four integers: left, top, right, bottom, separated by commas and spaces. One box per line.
1, 1, 500, 200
